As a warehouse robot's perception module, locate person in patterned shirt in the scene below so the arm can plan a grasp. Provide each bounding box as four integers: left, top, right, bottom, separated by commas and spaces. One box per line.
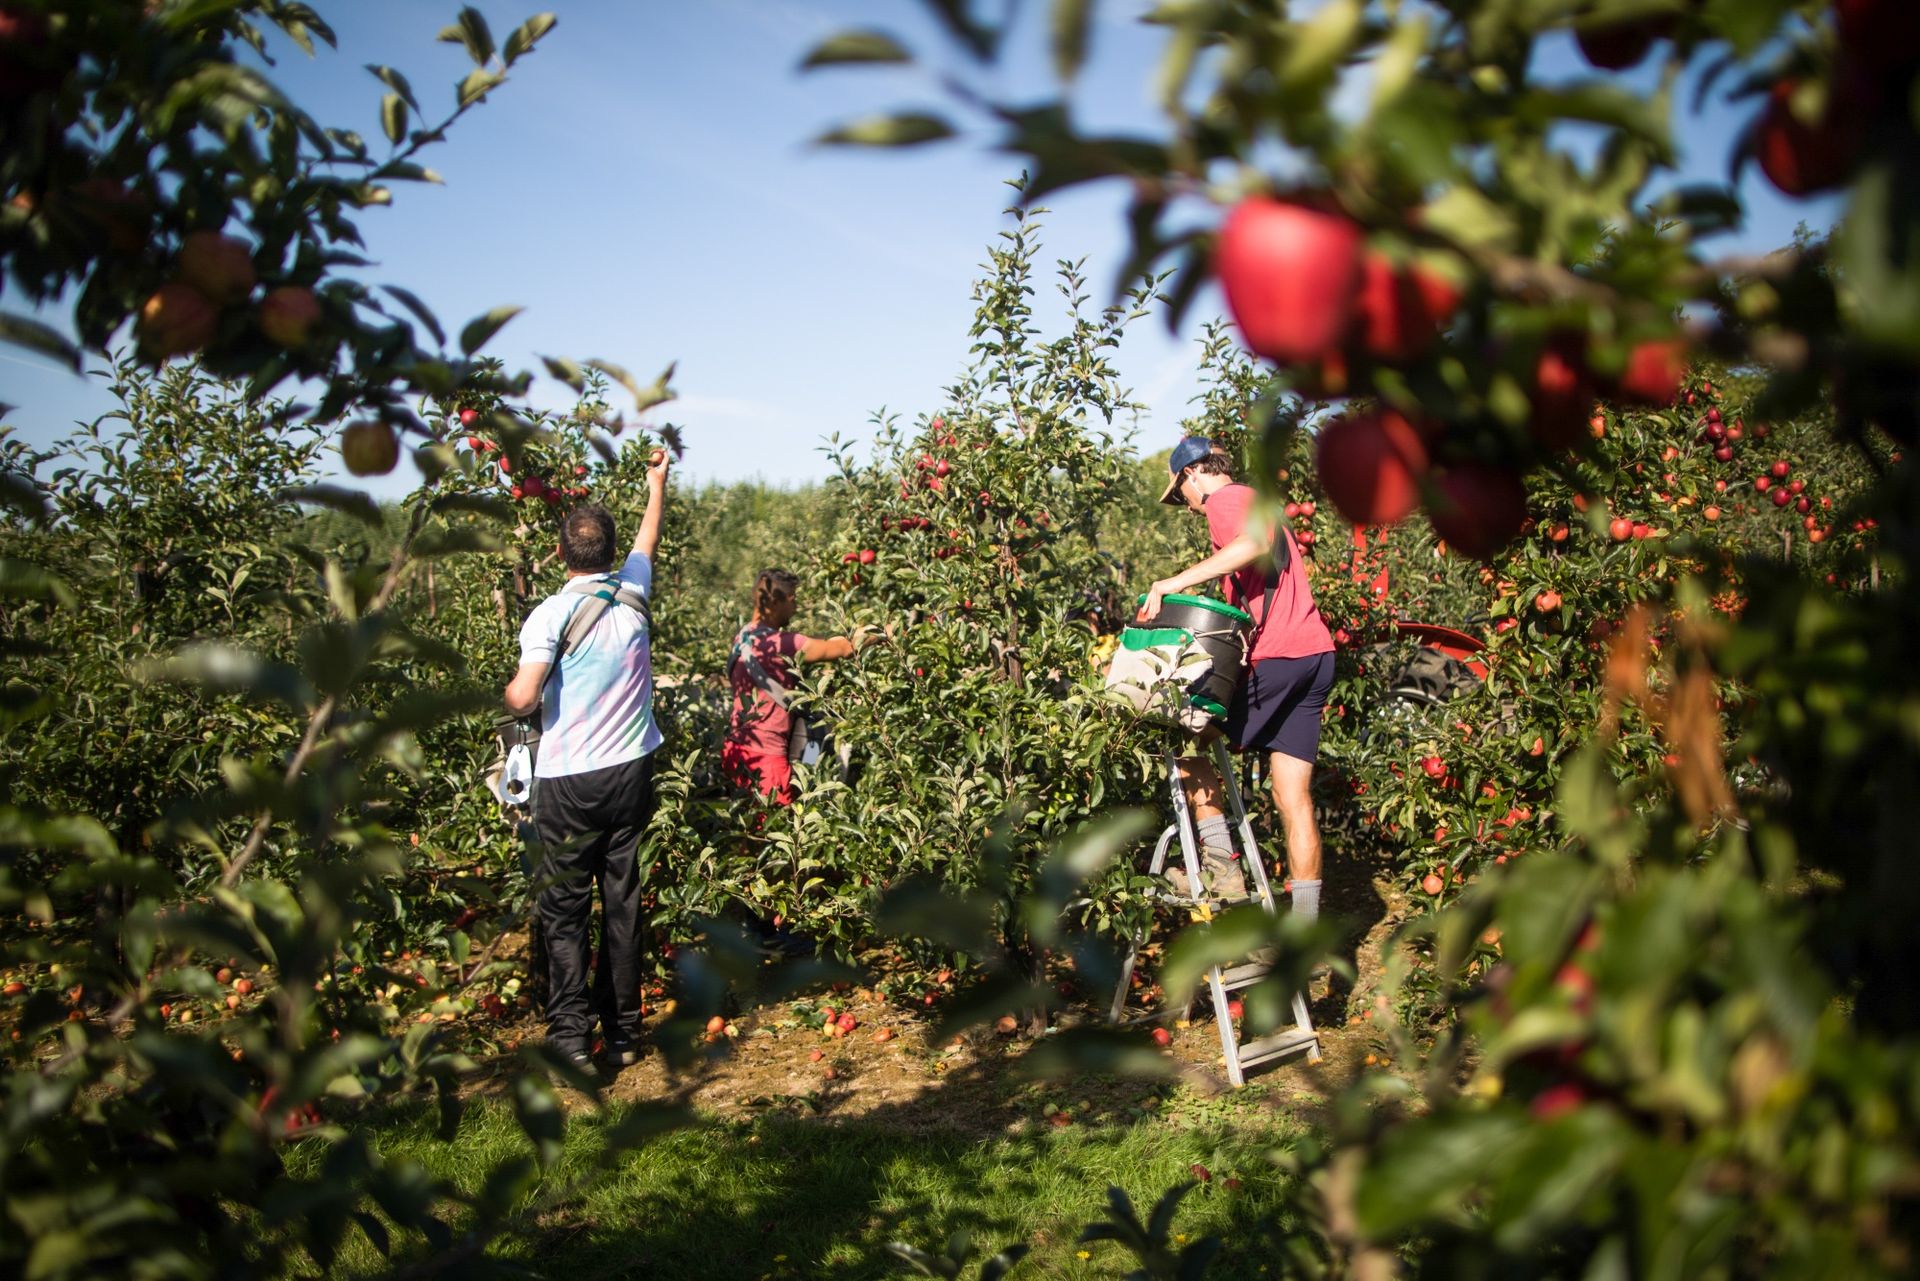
503, 451, 669, 1074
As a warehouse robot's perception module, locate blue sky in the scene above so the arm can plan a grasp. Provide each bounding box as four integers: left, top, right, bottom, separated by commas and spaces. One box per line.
4, 1, 1841, 497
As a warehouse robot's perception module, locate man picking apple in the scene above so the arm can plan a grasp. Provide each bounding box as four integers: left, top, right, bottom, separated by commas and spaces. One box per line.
502, 450, 671, 1075
1140, 437, 1336, 923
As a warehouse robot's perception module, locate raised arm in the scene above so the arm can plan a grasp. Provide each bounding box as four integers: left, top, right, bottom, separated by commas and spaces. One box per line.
1139, 522, 1274, 620
635, 449, 670, 560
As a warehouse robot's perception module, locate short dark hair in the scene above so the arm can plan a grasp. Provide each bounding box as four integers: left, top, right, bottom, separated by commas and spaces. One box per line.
560, 504, 617, 571
1188, 450, 1235, 479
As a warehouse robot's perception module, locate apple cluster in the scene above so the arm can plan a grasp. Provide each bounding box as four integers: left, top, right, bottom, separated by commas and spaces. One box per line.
132, 230, 321, 363
452, 406, 593, 506
1215, 196, 1690, 562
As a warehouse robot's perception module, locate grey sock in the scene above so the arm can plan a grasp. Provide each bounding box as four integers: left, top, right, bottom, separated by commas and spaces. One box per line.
1195, 815, 1234, 855
1290, 878, 1322, 921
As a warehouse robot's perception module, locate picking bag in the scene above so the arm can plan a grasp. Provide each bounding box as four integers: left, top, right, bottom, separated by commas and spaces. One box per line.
1102, 594, 1254, 732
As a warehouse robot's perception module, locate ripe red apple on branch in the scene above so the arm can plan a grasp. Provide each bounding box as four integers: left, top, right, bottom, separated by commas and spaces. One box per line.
177, 231, 256, 305
1216, 196, 1364, 363
258, 286, 320, 349
1352, 252, 1461, 362
1316, 409, 1429, 525
135, 283, 215, 359
1427, 464, 1528, 560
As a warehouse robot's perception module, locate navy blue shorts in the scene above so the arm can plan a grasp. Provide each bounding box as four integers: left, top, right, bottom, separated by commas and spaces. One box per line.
1225, 651, 1336, 762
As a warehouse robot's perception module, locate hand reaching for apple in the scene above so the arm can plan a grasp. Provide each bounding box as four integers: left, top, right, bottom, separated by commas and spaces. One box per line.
646, 447, 670, 490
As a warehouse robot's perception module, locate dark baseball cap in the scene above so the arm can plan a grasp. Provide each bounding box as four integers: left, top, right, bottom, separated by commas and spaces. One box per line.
1160, 435, 1215, 505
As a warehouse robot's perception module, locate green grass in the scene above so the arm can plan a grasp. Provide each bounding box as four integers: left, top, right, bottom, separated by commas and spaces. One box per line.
294, 1094, 1311, 1279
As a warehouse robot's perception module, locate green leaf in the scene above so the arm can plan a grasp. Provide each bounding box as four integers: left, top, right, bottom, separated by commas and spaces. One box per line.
0, 313, 81, 372
459, 305, 523, 356
1050, 0, 1091, 81
799, 29, 911, 69
280, 483, 383, 526
503, 13, 557, 64
1279, 0, 1363, 94
457, 69, 505, 109
1012, 1026, 1175, 1081
380, 92, 407, 145
146, 643, 315, 711
412, 525, 505, 559
430, 492, 514, 521
439, 7, 495, 65
366, 64, 420, 112
541, 355, 586, 394
816, 113, 955, 148
584, 358, 675, 412
381, 285, 447, 347
0, 557, 75, 608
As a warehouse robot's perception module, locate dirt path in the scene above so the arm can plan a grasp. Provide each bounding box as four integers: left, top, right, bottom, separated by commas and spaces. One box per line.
488, 848, 1414, 1137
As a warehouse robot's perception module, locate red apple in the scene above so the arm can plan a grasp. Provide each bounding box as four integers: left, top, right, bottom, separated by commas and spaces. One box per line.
1704, 505, 1721, 521
1535, 590, 1562, 612
177, 231, 256, 305
1713, 446, 1734, 462
1352, 253, 1461, 362
1315, 409, 1430, 525
1616, 338, 1687, 406
1771, 488, 1792, 507
1835, 0, 1920, 74
339, 421, 399, 476
259, 286, 321, 348
1428, 464, 1527, 560
1530, 333, 1594, 450
135, 283, 216, 359
1421, 872, 1445, 895
858, 549, 876, 564
1754, 475, 1771, 492
1151, 1026, 1171, 1048
1530, 1082, 1587, 1121
1216, 197, 1365, 363
65, 177, 149, 253
1753, 78, 1865, 198
459, 408, 479, 426
1771, 460, 1791, 478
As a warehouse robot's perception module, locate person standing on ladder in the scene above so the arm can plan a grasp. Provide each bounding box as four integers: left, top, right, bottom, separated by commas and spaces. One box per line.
1139, 436, 1336, 924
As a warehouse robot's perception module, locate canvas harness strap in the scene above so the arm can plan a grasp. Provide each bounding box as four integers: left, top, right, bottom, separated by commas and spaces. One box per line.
1257, 523, 1293, 642
728, 622, 792, 709
546, 573, 652, 692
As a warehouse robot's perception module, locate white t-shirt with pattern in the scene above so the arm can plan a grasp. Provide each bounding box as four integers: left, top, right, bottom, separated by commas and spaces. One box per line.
517, 552, 661, 779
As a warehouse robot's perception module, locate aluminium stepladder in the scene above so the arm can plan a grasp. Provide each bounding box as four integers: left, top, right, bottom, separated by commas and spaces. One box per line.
1109, 739, 1319, 1086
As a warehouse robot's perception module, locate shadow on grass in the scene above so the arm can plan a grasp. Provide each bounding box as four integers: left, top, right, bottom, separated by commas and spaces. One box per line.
329, 1047, 1311, 1281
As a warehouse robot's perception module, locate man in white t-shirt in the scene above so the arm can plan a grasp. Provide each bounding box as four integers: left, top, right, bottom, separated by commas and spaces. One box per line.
503, 450, 669, 1073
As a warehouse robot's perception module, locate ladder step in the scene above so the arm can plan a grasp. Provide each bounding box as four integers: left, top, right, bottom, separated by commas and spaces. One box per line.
1218, 962, 1271, 991
1235, 1027, 1320, 1069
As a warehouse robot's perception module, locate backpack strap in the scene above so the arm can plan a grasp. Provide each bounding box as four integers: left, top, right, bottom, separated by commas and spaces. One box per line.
1258, 522, 1293, 638
729, 623, 791, 709
544, 575, 650, 693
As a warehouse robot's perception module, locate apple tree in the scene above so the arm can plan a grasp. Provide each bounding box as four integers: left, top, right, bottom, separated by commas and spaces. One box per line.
811, 0, 1920, 1272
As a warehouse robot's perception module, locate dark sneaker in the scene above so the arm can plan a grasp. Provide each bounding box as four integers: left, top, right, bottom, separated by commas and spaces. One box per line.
605, 1039, 642, 1068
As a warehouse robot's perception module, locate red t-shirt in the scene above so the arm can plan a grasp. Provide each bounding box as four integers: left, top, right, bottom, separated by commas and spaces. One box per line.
1203, 484, 1334, 661
726, 626, 813, 762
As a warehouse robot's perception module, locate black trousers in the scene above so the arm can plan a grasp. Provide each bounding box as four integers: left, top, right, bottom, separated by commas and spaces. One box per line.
531, 753, 655, 1055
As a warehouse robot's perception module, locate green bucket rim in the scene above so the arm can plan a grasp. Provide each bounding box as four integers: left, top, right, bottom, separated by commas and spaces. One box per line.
1135, 593, 1253, 625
